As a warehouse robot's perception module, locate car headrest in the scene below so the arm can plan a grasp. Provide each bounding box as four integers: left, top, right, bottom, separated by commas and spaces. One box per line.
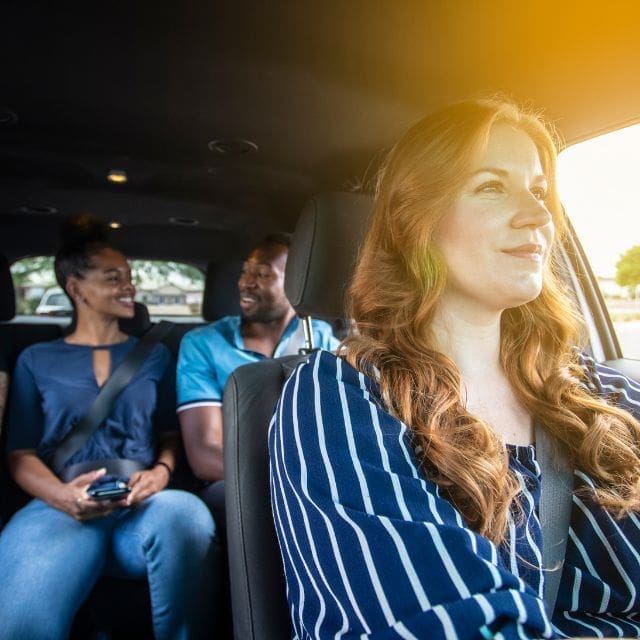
202, 260, 242, 322
0, 255, 16, 321
285, 192, 373, 320
119, 301, 152, 336
63, 301, 151, 337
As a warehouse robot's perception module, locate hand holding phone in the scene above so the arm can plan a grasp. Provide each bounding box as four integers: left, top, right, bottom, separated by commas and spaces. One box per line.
87, 475, 131, 501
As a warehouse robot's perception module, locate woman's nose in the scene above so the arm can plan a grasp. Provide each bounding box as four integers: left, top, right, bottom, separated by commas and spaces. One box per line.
511, 192, 553, 229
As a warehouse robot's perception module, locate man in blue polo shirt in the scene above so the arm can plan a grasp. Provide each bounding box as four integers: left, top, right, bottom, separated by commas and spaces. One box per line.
177, 234, 337, 488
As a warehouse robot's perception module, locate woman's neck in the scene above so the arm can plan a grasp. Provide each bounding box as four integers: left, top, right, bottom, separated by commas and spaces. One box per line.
431, 301, 534, 445
65, 314, 127, 346
431, 303, 502, 377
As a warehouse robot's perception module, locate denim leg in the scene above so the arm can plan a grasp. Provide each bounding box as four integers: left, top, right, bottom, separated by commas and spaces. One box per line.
0, 499, 112, 640
107, 490, 219, 640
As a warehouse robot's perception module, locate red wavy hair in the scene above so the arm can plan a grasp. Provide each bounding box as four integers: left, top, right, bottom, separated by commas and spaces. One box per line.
344, 98, 640, 543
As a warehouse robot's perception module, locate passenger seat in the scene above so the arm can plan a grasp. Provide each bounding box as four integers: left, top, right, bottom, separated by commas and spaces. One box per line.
162, 259, 242, 360
223, 192, 372, 640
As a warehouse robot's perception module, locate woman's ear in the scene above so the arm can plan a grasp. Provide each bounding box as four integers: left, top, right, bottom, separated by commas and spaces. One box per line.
65, 278, 83, 304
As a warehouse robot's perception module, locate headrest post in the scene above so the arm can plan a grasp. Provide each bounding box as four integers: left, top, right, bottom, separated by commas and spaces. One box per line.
301, 315, 315, 353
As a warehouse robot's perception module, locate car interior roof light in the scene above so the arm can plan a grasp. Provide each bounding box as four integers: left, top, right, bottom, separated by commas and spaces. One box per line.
107, 169, 128, 184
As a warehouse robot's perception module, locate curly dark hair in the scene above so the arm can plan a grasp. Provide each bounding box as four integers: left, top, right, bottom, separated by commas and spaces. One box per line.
54, 213, 111, 295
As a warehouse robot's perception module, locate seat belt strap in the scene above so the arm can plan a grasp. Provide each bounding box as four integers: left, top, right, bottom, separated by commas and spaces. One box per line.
536, 421, 573, 614
52, 321, 174, 474
280, 317, 309, 356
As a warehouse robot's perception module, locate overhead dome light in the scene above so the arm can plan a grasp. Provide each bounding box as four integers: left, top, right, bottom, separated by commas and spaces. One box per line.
109, 221, 122, 229
169, 216, 199, 226
207, 139, 258, 155
107, 169, 128, 184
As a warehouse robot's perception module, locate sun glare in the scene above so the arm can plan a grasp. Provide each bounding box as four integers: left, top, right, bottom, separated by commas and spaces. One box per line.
557, 123, 640, 278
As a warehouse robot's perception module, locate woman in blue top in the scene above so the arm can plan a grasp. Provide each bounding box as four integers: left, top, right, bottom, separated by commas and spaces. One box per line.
0, 221, 217, 639
270, 98, 640, 639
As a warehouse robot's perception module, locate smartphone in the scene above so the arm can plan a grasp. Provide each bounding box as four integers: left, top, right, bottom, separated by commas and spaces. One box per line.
87, 476, 131, 501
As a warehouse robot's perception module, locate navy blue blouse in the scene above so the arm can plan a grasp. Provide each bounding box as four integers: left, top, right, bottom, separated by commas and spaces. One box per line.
269, 350, 640, 639
6, 337, 176, 471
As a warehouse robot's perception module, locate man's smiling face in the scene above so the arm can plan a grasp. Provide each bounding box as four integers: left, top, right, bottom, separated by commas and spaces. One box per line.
238, 241, 294, 323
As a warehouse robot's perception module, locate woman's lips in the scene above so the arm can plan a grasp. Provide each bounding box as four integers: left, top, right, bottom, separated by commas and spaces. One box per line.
502, 244, 543, 261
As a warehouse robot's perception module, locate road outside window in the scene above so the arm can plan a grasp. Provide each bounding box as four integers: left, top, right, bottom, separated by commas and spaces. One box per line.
10, 258, 204, 321
558, 123, 640, 359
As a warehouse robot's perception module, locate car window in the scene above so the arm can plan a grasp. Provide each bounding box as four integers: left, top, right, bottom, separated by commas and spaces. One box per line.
557, 123, 640, 360
43, 292, 69, 307
10, 257, 205, 321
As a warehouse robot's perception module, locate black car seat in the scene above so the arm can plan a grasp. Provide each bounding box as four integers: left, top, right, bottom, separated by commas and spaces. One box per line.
0, 254, 15, 437
0, 255, 65, 382
0, 255, 15, 323
162, 259, 242, 362
119, 300, 152, 335
63, 299, 152, 339
223, 192, 372, 640
1, 255, 65, 519
203, 259, 243, 321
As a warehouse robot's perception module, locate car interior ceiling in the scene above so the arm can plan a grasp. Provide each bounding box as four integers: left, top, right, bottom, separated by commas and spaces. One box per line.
2, 1, 640, 265
2, 4, 640, 639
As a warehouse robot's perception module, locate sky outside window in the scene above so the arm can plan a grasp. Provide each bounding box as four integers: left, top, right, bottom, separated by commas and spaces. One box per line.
557, 121, 640, 359
557, 122, 640, 278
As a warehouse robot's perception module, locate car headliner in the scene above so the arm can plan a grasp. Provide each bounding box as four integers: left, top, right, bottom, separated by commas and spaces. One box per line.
2, 1, 640, 266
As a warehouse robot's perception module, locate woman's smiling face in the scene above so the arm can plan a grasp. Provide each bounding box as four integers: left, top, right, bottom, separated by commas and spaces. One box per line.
434, 123, 555, 319
69, 247, 136, 319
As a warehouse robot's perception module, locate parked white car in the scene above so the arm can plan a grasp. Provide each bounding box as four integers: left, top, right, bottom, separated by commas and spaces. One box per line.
35, 287, 72, 316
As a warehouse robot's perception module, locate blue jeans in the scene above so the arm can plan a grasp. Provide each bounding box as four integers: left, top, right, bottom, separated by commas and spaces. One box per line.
0, 490, 218, 640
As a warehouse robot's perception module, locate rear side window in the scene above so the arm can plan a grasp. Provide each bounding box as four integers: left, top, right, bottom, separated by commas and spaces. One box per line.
10, 257, 205, 320
558, 123, 640, 359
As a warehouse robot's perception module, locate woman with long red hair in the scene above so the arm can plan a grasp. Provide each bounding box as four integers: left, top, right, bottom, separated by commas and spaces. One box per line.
270, 98, 640, 638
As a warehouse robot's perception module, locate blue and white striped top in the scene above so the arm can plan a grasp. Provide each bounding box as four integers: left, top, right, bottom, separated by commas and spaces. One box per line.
269, 349, 640, 639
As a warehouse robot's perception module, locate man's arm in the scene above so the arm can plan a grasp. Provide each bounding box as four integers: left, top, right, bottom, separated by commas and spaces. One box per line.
176, 328, 225, 482
179, 405, 224, 481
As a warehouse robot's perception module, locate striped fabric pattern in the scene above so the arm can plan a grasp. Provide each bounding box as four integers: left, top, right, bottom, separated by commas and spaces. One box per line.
269, 350, 640, 639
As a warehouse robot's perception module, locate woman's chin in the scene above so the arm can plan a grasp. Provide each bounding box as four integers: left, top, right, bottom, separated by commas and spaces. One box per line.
503, 289, 543, 311
116, 305, 136, 319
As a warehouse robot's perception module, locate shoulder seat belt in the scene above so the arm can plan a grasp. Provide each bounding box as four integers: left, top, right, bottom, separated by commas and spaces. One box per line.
359, 364, 574, 615
52, 321, 174, 476
280, 317, 309, 357
536, 422, 574, 615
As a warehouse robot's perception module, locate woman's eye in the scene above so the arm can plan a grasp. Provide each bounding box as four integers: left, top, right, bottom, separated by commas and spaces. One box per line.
476, 181, 503, 194
531, 187, 548, 201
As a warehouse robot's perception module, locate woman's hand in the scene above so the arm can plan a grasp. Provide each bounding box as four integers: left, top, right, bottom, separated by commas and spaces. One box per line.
53, 468, 128, 521
125, 431, 178, 507
125, 464, 170, 507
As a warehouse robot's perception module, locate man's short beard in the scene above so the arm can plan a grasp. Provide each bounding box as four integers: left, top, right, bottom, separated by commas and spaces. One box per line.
241, 307, 288, 324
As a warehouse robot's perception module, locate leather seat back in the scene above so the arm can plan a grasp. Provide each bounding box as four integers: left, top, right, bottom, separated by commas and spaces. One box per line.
223, 192, 373, 640
224, 356, 304, 640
